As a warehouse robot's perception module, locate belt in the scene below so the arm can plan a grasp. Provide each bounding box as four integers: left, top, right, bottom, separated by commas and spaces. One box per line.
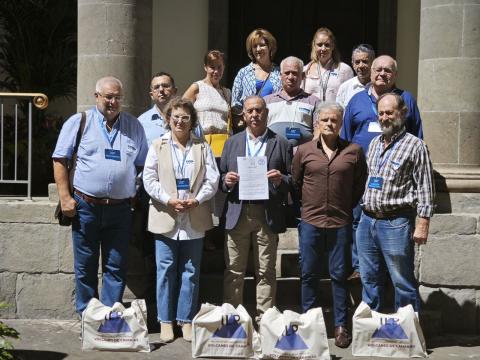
362, 208, 415, 220
74, 189, 129, 205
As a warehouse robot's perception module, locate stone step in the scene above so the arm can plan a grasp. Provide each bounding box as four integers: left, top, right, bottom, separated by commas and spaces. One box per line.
198, 274, 367, 308
200, 247, 332, 279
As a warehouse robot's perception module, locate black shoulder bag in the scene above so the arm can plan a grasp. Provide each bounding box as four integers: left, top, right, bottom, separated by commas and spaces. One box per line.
54, 112, 86, 226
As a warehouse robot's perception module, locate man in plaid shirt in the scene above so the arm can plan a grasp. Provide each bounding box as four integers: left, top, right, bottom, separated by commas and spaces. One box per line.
357, 92, 434, 312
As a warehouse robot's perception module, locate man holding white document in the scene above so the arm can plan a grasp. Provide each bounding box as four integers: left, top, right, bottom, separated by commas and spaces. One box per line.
220, 95, 292, 323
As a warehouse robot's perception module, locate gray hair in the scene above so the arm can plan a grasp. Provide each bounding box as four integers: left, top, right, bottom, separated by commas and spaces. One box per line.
313, 102, 344, 126
243, 95, 267, 111
352, 44, 375, 62
372, 55, 398, 73
95, 76, 123, 93
280, 56, 304, 73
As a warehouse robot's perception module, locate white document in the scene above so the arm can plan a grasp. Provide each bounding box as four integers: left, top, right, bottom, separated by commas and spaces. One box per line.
368, 121, 382, 133
237, 156, 269, 200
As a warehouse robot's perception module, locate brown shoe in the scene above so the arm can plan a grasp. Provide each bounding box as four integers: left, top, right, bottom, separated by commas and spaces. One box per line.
334, 326, 351, 348
347, 271, 361, 281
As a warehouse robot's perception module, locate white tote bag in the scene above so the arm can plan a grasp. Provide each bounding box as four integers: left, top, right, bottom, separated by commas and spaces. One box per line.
192, 303, 255, 358
81, 298, 150, 352
260, 307, 330, 360
352, 301, 427, 358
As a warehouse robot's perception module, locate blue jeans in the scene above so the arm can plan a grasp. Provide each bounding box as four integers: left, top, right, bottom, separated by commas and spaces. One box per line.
155, 235, 203, 323
351, 202, 362, 272
72, 193, 131, 314
298, 221, 350, 327
357, 211, 421, 312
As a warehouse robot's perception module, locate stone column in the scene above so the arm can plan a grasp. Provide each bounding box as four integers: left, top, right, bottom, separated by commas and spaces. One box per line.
77, 0, 152, 116
418, 0, 480, 192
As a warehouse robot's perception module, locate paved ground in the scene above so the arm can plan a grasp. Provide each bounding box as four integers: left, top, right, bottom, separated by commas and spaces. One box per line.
2, 319, 480, 360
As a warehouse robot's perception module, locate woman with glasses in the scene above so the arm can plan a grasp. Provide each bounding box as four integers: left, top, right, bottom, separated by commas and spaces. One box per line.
303, 27, 353, 103
231, 28, 281, 129
184, 50, 231, 250
143, 97, 219, 343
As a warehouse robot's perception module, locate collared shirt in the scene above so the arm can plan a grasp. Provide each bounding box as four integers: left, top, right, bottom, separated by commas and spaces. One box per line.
143, 132, 219, 240
362, 129, 435, 218
264, 90, 319, 146
138, 105, 166, 146
231, 62, 282, 110
245, 128, 268, 157
52, 107, 148, 199
340, 86, 423, 155
303, 61, 354, 102
292, 137, 367, 228
336, 76, 369, 108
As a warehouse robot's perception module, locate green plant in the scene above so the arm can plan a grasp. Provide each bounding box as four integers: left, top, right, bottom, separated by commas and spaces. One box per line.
0, 303, 19, 360
0, 0, 77, 195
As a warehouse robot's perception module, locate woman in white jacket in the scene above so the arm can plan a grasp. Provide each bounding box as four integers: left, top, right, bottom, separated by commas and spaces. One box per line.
143, 97, 219, 343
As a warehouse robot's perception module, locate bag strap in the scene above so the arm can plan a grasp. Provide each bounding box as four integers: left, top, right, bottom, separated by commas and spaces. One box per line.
68, 111, 86, 192
255, 70, 271, 96
220, 87, 232, 134
73, 111, 87, 158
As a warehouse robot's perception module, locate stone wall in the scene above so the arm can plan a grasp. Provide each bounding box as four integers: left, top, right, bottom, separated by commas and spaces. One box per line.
0, 199, 76, 319
0, 193, 479, 334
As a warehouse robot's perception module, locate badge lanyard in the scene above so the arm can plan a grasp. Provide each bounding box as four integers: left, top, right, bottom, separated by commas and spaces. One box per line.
98, 115, 119, 148
291, 101, 300, 128
316, 63, 331, 102
373, 139, 400, 176
170, 139, 191, 179
246, 132, 267, 157
369, 92, 378, 116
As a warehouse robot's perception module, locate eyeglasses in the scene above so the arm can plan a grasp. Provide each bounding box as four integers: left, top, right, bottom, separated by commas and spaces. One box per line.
97, 93, 123, 102
152, 83, 173, 91
171, 114, 191, 124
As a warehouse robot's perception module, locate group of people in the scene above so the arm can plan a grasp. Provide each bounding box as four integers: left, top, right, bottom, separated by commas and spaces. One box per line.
52, 26, 434, 348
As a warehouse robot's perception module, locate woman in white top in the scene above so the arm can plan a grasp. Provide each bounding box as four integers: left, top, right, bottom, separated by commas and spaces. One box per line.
143, 97, 219, 342
184, 50, 231, 142
303, 27, 354, 102
184, 50, 231, 249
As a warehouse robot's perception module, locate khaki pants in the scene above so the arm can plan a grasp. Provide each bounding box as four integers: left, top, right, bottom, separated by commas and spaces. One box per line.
223, 204, 278, 321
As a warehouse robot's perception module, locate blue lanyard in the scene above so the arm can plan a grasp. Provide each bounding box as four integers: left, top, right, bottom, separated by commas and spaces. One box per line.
246, 132, 267, 157
375, 139, 400, 175
369, 92, 378, 116
97, 116, 119, 147
170, 139, 191, 178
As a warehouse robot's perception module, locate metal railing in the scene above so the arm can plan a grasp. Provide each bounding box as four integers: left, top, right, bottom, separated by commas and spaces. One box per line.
0, 92, 49, 199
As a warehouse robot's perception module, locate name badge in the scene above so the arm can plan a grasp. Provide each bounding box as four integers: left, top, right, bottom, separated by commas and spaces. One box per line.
104, 149, 121, 161
298, 107, 312, 115
176, 178, 190, 191
368, 121, 382, 133
285, 127, 302, 140
368, 176, 383, 190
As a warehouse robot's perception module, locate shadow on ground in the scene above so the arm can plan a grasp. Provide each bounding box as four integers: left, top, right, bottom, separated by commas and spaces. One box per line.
12, 350, 68, 360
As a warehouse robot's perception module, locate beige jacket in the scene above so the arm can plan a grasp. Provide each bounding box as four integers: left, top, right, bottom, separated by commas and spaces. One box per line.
147, 137, 214, 234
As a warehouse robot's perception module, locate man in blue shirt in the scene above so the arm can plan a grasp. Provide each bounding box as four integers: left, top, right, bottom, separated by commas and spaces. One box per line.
52, 76, 148, 314
340, 55, 423, 280
138, 72, 177, 146
134, 72, 178, 303
341, 55, 423, 153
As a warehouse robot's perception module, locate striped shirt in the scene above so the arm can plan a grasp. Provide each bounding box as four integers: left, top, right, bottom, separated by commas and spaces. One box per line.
362, 129, 435, 218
